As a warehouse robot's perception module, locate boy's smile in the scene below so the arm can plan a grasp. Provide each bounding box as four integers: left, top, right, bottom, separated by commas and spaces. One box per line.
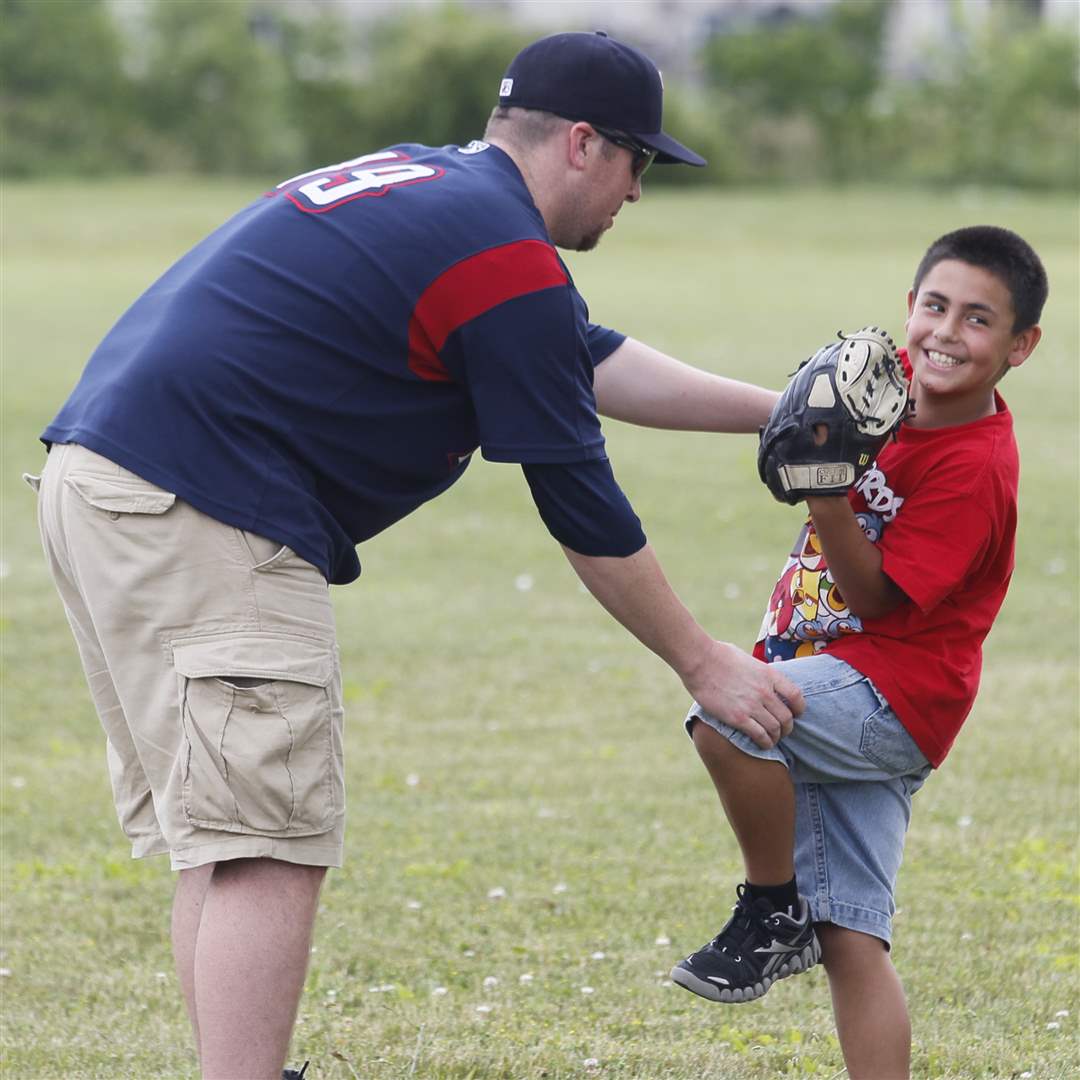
905, 259, 1040, 428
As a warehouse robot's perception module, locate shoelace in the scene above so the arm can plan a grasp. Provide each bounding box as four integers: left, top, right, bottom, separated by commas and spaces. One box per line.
712, 884, 780, 962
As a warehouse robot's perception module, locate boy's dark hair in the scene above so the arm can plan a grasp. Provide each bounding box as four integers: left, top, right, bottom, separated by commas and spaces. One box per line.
912, 225, 1048, 332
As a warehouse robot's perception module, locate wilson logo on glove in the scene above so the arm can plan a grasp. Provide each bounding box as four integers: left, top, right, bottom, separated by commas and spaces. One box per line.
758, 327, 909, 505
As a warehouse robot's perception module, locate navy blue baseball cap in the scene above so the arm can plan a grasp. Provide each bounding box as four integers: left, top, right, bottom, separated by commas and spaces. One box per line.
498, 30, 706, 167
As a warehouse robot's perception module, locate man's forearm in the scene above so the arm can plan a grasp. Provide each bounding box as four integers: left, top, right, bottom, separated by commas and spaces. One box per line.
593, 338, 778, 433
562, 542, 712, 676
561, 543, 805, 748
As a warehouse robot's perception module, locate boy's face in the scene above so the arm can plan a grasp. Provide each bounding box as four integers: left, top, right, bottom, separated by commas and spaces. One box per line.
905, 258, 1041, 426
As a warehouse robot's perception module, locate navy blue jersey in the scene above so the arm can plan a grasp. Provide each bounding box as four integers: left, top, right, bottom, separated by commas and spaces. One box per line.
44, 143, 626, 584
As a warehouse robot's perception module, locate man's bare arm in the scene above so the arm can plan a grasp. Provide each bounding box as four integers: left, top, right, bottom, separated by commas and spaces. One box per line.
593, 337, 778, 433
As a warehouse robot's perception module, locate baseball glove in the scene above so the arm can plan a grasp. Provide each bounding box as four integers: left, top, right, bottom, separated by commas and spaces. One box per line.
758, 326, 908, 504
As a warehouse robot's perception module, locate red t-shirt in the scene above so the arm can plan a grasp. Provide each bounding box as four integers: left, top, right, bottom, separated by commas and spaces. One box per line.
755, 382, 1019, 767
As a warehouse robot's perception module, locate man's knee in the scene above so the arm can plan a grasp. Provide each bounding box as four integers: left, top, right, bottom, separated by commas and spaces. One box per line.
212, 857, 327, 896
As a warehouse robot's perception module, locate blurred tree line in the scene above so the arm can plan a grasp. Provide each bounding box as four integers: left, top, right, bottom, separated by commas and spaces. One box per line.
1, 0, 1076, 188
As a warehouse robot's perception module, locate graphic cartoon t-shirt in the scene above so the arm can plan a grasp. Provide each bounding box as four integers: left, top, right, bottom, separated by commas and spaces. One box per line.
758, 510, 887, 662
753, 387, 1018, 768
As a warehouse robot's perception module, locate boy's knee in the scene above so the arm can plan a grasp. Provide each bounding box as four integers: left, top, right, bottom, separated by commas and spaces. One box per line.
691, 717, 751, 768
689, 716, 735, 763
817, 923, 890, 972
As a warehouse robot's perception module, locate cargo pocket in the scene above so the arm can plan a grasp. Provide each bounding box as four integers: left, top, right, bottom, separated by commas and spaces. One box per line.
64, 472, 176, 517
172, 633, 338, 836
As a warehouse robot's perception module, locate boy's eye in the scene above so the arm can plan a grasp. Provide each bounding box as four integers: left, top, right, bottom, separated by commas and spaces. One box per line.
924, 300, 945, 313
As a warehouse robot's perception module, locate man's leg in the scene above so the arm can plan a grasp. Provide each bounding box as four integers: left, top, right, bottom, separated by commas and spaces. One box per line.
172, 862, 215, 1056
817, 923, 911, 1080
690, 718, 795, 884
192, 857, 326, 1080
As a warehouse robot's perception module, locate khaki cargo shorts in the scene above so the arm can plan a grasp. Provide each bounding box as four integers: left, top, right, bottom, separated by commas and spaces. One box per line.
31, 443, 346, 870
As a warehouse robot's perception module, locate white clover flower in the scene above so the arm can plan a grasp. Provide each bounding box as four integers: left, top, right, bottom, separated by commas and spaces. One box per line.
487, 886, 507, 900
406, 900, 422, 910
10, 777, 26, 790
553, 882, 568, 894
519, 972, 534, 984
476, 1003, 493, 1014
432, 986, 448, 996
154, 972, 168, 981
406, 773, 420, 787
1055, 1009, 1070, 1017
655, 935, 670, 946
580, 986, 594, 995
514, 574, 534, 592
957, 815, 973, 828
1047, 1022, 1061, 1030
483, 976, 499, 989
723, 582, 741, 600
590, 951, 606, 961
583, 1059, 600, 1069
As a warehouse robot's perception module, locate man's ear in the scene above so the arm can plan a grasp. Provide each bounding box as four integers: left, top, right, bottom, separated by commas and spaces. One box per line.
567, 121, 597, 172
1006, 325, 1041, 371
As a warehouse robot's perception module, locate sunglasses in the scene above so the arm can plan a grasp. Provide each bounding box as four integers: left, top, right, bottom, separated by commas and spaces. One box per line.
591, 126, 657, 178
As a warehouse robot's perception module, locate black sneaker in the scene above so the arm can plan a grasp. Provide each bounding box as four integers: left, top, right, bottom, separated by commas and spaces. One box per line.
671, 884, 821, 1003
283, 1063, 309, 1080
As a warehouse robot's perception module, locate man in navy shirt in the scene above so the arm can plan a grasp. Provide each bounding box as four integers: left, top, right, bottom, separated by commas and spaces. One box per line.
34, 31, 803, 1079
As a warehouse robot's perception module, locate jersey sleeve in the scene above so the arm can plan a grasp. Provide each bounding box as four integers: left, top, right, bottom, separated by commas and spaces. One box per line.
876, 486, 994, 614
522, 458, 645, 557
412, 239, 607, 464
587, 323, 626, 367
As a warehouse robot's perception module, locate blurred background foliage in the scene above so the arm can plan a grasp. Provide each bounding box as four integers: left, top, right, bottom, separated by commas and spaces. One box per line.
1, 0, 1076, 188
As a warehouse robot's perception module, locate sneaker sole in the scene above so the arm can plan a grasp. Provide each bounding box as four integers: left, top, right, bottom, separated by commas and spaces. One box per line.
669, 937, 822, 1004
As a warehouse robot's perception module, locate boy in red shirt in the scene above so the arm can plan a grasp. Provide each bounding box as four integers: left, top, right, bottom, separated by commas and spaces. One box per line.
671, 226, 1048, 1080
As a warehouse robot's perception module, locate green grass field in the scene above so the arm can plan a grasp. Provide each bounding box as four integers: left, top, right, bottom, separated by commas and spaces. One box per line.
2, 180, 1077, 1079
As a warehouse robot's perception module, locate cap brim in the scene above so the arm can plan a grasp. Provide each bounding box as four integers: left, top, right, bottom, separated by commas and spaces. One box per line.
633, 129, 706, 167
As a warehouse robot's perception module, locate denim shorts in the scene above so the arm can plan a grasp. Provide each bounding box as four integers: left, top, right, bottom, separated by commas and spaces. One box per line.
686, 653, 931, 945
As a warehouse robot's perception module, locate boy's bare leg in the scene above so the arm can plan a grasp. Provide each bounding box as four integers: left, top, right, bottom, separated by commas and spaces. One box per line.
172, 862, 215, 1056
690, 719, 795, 884
817, 923, 911, 1080
184, 857, 326, 1080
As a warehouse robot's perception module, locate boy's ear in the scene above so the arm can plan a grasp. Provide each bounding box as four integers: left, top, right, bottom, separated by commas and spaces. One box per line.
905, 288, 916, 326
1006, 325, 1042, 371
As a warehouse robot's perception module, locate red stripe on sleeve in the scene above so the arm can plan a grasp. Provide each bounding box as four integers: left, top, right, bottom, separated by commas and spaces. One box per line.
408, 239, 568, 382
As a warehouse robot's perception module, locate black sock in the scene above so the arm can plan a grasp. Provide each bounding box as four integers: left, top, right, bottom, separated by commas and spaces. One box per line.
746, 877, 799, 914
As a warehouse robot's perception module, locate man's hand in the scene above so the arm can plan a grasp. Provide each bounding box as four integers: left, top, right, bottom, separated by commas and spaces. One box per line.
681, 639, 804, 749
